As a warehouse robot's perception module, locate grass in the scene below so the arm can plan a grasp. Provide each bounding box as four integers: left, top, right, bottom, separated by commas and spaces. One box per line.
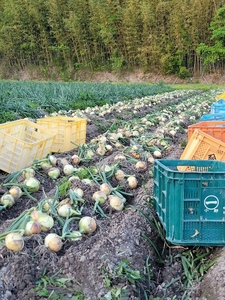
169, 83, 225, 91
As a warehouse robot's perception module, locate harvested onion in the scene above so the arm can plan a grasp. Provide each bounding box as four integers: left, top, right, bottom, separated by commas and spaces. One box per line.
5, 232, 24, 252
79, 216, 97, 234
0, 194, 15, 207
25, 220, 42, 236
44, 233, 63, 252
8, 186, 23, 200
22, 167, 35, 179
71, 154, 80, 165
63, 164, 76, 176
115, 169, 125, 181
153, 150, 162, 158
24, 177, 40, 193
47, 167, 61, 179
109, 195, 124, 211
92, 191, 107, 205
57, 203, 80, 217
135, 161, 147, 171
99, 183, 111, 195
127, 176, 138, 189
31, 211, 54, 231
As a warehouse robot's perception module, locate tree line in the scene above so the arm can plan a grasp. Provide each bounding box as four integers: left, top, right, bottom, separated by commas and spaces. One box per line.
0, 0, 225, 78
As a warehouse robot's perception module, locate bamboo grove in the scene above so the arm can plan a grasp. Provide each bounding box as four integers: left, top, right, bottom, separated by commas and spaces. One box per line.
0, 0, 225, 78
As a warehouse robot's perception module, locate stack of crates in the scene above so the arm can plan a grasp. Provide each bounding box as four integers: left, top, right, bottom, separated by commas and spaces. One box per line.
153, 91, 225, 245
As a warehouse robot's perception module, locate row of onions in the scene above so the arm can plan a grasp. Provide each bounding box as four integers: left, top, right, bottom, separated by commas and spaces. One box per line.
0, 89, 221, 253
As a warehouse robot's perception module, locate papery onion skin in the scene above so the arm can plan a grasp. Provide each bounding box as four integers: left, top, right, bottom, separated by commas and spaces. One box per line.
25, 220, 42, 236
115, 169, 125, 181
44, 233, 63, 252
92, 191, 107, 205
79, 216, 97, 234
57, 203, 73, 217
22, 168, 35, 179
0, 194, 15, 207
5, 232, 24, 252
109, 195, 124, 211
24, 177, 40, 193
99, 183, 111, 195
127, 176, 138, 189
33, 212, 54, 231
9, 186, 23, 200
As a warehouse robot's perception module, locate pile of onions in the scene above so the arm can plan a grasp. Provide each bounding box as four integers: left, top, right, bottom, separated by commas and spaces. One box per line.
44, 233, 63, 252
5, 232, 24, 252
79, 216, 97, 234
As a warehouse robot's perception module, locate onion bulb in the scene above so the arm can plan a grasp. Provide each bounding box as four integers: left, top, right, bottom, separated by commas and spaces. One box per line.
0, 194, 15, 207
135, 161, 147, 171
99, 183, 111, 195
115, 169, 125, 181
31, 211, 54, 231
114, 153, 126, 161
79, 216, 97, 234
71, 154, 80, 165
109, 195, 124, 211
44, 233, 63, 252
96, 147, 106, 156
92, 191, 107, 205
24, 177, 40, 193
47, 167, 60, 179
57, 203, 80, 217
127, 176, 138, 189
153, 150, 162, 158
8, 186, 23, 200
40, 160, 52, 171
24, 220, 42, 236
63, 164, 76, 176
48, 154, 57, 166
5, 232, 24, 252
71, 187, 84, 198
22, 167, 35, 179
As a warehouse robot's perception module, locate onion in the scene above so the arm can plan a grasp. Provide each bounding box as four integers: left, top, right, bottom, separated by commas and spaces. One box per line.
114, 153, 126, 161
99, 183, 111, 195
0, 194, 15, 207
47, 167, 61, 179
115, 169, 125, 181
153, 150, 162, 158
24, 220, 42, 236
8, 186, 23, 200
44, 233, 63, 252
63, 164, 76, 176
92, 191, 107, 205
22, 167, 35, 179
48, 154, 57, 166
24, 177, 40, 193
71, 154, 80, 165
42, 198, 56, 211
5, 232, 24, 252
57, 203, 80, 217
79, 216, 97, 234
135, 161, 147, 171
86, 149, 95, 159
105, 144, 113, 153
31, 212, 54, 231
82, 179, 94, 186
40, 160, 52, 171
127, 176, 138, 189
71, 187, 84, 198
109, 195, 124, 211
68, 175, 80, 182
96, 147, 106, 156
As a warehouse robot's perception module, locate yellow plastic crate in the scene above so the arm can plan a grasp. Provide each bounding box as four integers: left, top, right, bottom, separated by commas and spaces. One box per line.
37, 116, 87, 153
180, 129, 225, 172
0, 119, 56, 173
215, 92, 225, 100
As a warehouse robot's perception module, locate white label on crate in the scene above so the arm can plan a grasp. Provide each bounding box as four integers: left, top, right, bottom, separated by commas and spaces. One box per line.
204, 195, 219, 212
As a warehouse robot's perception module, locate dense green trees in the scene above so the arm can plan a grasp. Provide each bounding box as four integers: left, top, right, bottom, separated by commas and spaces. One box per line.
0, 0, 225, 77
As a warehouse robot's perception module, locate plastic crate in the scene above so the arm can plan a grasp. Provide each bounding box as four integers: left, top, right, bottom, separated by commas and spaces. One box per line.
188, 121, 225, 142
180, 129, 225, 163
0, 119, 56, 173
200, 113, 225, 121
211, 99, 225, 113
37, 116, 87, 153
153, 159, 225, 245
215, 92, 225, 100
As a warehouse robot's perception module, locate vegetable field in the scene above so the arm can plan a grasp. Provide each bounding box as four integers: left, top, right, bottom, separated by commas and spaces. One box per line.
0, 81, 223, 300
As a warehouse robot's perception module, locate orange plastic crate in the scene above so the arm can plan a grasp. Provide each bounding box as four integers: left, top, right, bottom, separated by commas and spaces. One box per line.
0, 119, 56, 173
188, 121, 225, 142
181, 129, 225, 162
37, 116, 87, 153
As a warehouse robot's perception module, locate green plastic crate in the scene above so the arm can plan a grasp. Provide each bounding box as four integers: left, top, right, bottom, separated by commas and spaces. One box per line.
153, 159, 225, 246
